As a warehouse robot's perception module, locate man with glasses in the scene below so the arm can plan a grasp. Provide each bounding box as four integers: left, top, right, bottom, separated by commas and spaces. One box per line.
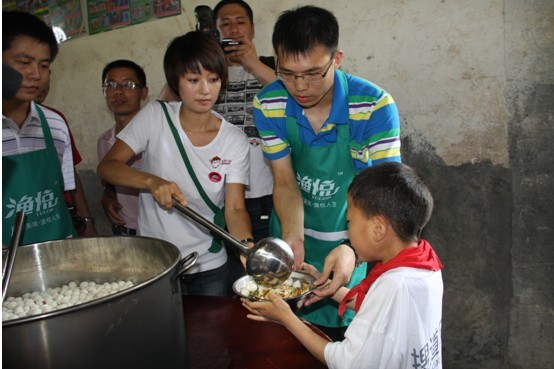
97, 60, 149, 236
253, 6, 401, 340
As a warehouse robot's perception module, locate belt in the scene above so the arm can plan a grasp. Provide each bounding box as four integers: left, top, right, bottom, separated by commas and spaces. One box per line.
112, 224, 137, 236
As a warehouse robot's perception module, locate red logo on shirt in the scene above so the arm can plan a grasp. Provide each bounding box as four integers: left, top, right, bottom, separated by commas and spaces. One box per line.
209, 172, 222, 182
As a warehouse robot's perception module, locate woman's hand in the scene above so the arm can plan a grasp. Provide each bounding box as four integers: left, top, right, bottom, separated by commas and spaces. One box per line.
146, 177, 186, 209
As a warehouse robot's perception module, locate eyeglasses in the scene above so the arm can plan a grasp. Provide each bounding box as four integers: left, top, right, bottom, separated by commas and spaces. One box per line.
102, 80, 144, 93
275, 52, 336, 83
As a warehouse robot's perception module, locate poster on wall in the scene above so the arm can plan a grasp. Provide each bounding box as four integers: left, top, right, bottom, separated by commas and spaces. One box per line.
87, 0, 180, 35
3, 0, 85, 43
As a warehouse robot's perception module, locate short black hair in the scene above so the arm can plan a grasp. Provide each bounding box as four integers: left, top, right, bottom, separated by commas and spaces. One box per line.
213, 0, 254, 24
163, 31, 227, 97
348, 162, 434, 242
272, 6, 338, 59
2, 11, 59, 62
102, 59, 147, 87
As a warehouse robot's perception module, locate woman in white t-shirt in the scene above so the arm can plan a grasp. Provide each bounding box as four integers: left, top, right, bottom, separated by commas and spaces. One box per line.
98, 31, 254, 296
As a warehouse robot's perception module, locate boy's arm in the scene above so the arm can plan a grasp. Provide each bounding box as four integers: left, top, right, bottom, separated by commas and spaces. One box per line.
242, 294, 329, 365
281, 311, 329, 364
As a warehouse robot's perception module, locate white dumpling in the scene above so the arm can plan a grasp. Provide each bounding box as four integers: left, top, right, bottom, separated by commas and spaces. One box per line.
246, 281, 258, 292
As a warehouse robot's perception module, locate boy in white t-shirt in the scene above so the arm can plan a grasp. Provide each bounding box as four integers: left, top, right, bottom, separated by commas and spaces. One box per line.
242, 162, 444, 369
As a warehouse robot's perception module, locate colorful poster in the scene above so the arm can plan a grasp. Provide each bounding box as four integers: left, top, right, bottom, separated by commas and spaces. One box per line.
45, 0, 85, 42
87, 0, 132, 34
4, 0, 84, 43
87, 0, 180, 35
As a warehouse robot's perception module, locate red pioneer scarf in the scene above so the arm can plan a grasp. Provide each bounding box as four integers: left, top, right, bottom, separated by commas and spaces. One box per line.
338, 239, 443, 317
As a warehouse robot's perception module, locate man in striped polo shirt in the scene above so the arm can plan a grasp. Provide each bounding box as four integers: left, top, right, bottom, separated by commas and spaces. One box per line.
2, 11, 77, 245
253, 5, 401, 340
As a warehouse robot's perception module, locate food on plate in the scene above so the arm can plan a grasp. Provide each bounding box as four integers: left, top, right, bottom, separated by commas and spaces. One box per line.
239, 276, 312, 300
2, 280, 134, 321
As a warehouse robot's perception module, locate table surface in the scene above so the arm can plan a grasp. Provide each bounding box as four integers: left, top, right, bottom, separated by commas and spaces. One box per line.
183, 295, 328, 369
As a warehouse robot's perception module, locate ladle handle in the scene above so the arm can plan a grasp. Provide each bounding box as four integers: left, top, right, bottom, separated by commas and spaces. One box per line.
3, 211, 26, 302
172, 199, 249, 253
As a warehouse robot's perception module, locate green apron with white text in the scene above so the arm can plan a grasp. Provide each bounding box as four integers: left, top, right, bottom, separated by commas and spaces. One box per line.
2, 104, 76, 245
269, 116, 367, 328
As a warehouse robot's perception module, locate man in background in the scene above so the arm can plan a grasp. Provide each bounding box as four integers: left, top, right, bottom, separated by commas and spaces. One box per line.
97, 59, 148, 235
211, 0, 275, 243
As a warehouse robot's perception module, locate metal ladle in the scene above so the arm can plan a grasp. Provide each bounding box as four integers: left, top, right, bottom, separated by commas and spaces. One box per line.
172, 199, 294, 286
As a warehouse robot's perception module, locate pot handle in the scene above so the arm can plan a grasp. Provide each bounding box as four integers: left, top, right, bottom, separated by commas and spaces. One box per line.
175, 252, 199, 278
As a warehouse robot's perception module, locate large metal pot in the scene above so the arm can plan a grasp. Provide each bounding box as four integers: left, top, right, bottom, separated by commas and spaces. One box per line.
2, 236, 197, 369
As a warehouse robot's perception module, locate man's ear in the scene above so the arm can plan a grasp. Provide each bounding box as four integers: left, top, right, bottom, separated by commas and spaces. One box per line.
333, 50, 344, 70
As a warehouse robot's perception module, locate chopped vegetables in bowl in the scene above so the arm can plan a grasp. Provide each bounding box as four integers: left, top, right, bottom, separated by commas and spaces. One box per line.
233, 271, 316, 311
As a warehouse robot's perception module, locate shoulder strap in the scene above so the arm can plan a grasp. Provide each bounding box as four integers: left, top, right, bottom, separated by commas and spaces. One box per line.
157, 100, 219, 214
34, 103, 54, 149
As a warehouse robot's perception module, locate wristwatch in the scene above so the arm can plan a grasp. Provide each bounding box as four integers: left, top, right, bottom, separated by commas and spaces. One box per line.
341, 239, 361, 267
241, 237, 255, 245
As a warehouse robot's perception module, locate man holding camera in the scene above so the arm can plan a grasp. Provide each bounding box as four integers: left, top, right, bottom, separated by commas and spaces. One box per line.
213, 0, 275, 85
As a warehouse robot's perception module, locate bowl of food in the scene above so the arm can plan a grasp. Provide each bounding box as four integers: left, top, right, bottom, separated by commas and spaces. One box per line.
233, 271, 316, 311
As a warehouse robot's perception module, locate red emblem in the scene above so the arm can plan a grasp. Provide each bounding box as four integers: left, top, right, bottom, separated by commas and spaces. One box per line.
209, 172, 222, 182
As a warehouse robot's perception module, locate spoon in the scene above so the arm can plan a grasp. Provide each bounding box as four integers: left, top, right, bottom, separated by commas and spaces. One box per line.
172, 199, 294, 286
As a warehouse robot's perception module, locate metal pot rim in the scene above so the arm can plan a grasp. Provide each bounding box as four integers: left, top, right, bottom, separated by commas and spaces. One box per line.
2, 235, 182, 326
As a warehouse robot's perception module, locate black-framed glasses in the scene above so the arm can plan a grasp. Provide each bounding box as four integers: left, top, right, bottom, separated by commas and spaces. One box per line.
275, 51, 336, 83
102, 80, 143, 93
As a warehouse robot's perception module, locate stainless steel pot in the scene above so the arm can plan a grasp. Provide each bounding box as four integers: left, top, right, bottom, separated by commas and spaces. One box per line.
2, 236, 197, 369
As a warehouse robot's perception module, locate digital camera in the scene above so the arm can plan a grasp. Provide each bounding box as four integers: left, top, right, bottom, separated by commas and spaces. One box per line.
221, 38, 240, 53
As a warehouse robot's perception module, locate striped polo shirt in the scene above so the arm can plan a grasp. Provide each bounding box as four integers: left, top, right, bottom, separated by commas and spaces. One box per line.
2, 102, 76, 191
253, 69, 401, 172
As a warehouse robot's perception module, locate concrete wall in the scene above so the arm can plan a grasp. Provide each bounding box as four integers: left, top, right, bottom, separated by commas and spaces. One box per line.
43, 0, 553, 367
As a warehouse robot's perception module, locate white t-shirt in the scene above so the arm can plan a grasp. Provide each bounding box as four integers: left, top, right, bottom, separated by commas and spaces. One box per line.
213, 65, 274, 199
118, 101, 250, 274
324, 268, 443, 369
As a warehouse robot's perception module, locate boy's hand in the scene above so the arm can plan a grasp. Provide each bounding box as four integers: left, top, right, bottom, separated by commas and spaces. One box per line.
241, 292, 294, 324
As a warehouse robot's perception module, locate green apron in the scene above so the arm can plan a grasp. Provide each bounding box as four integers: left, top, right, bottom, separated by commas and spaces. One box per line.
2, 104, 76, 245
269, 115, 367, 328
